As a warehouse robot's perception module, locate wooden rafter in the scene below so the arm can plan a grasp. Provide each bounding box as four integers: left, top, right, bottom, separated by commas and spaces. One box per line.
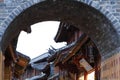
62, 33, 89, 64
8, 44, 18, 63
54, 52, 63, 66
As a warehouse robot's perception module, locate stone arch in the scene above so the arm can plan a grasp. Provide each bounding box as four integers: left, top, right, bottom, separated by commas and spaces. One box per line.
0, 0, 120, 59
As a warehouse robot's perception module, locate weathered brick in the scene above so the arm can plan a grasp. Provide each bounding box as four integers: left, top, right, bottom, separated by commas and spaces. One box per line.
116, 9, 120, 12
112, 19, 118, 24
0, 13, 9, 18
110, 1, 116, 5
0, 9, 8, 13
112, 5, 120, 9
0, 18, 5, 21
117, 1, 120, 4
0, 2, 5, 8
113, 13, 120, 16
0, 0, 120, 61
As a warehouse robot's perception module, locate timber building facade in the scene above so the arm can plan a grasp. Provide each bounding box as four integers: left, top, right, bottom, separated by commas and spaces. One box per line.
48, 23, 101, 80
1, 0, 120, 80
20, 52, 51, 80
19, 22, 101, 80
4, 42, 30, 80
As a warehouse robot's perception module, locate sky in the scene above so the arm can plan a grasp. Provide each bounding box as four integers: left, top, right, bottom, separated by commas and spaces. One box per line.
16, 21, 66, 59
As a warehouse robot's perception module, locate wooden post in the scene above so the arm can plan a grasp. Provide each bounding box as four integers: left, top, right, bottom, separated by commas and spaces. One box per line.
84, 72, 87, 80
0, 51, 4, 80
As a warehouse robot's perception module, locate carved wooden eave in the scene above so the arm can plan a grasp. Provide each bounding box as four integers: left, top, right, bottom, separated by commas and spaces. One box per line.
53, 33, 89, 66
14, 52, 30, 78
4, 42, 30, 79
54, 22, 67, 42
4, 44, 18, 80
7, 44, 18, 63
48, 41, 75, 63
47, 52, 57, 63
16, 52, 30, 67
62, 33, 89, 64
54, 50, 70, 66
70, 41, 100, 72
54, 22, 79, 42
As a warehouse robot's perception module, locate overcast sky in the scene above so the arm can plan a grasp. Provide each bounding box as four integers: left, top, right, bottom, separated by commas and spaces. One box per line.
16, 21, 66, 59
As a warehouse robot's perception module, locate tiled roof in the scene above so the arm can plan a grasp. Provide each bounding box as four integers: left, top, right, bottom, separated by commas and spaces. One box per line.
30, 52, 50, 64
17, 51, 30, 61
25, 72, 46, 80
31, 61, 49, 71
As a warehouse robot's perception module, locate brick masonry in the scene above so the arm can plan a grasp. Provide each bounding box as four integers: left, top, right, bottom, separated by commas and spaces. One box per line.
0, 0, 120, 60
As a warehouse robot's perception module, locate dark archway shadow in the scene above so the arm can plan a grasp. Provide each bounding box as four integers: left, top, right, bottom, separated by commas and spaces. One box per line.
1, 0, 120, 58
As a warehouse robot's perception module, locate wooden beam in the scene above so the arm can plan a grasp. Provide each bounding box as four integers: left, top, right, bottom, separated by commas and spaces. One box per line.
54, 52, 63, 66
62, 33, 89, 64
0, 51, 4, 80
8, 44, 18, 63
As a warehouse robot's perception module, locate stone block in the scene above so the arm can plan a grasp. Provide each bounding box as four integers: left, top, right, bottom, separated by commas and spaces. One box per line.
0, 13, 9, 18
113, 13, 120, 16
112, 5, 120, 9
116, 9, 120, 12
0, 9, 8, 13
110, 1, 116, 5
0, 2, 5, 8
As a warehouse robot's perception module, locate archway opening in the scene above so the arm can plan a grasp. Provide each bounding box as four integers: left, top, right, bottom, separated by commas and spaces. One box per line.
16, 21, 66, 59
1, 0, 120, 56
0, 0, 119, 80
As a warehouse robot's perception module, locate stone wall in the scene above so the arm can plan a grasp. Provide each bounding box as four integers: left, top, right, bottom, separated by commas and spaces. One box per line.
93, 0, 120, 22
0, 1, 120, 80
0, 0, 120, 27
0, 0, 120, 59
0, 0, 119, 53
0, 0, 120, 35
